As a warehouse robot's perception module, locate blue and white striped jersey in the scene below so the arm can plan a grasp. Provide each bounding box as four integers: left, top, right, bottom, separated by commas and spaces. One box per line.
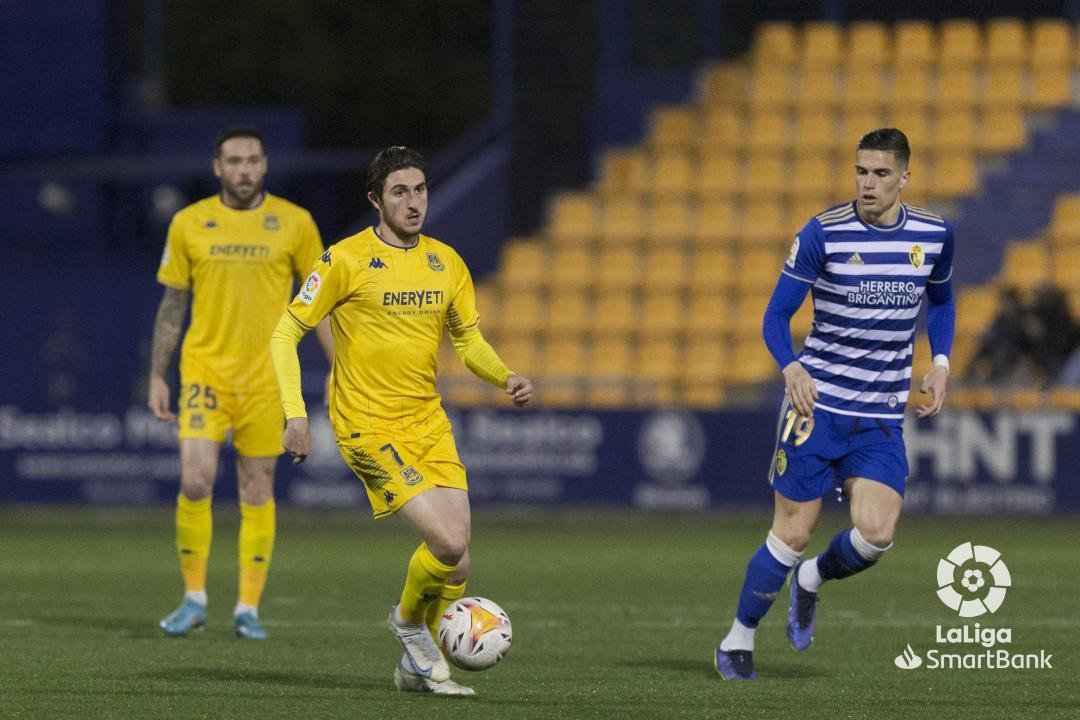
782, 201, 954, 420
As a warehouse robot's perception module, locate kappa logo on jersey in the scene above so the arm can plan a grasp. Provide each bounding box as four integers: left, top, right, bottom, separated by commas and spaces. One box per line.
847, 252, 865, 265
786, 236, 800, 268
203, 219, 218, 229
426, 252, 445, 272
909, 244, 924, 268
321, 249, 332, 265
369, 257, 387, 269
263, 214, 280, 230
299, 271, 321, 305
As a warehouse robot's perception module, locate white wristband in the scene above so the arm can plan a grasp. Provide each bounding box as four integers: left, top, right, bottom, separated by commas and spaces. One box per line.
932, 354, 950, 375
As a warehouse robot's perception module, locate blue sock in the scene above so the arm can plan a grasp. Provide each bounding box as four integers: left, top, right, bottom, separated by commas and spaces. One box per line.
817, 528, 877, 581
735, 542, 793, 628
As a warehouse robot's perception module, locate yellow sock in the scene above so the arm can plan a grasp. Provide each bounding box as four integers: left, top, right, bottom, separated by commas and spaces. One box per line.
426, 581, 467, 640
399, 543, 454, 624
176, 494, 212, 593
238, 500, 276, 608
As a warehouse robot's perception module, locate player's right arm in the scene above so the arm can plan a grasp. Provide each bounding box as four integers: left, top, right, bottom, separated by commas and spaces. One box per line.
763, 222, 825, 417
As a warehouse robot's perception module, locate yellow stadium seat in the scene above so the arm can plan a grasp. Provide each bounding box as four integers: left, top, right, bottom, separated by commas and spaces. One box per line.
587, 338, 635, 407
698, 64, 744, 108
641, 246, 690, 292
931, 109, 978, 153
547, 192, 596, 246
1049, 194, 1080, 246
729, 342, 776, 384
683, 337, 728, 384
547, 247, 594, 290
890, 67, 933, 111
743, 153, 787, 199
637, 337, 683, 402
954, 286, 1000, 338
596, 247, 642, 291
935, 68, 979, 110
842, 68, 886, 114
1049, 387, 1080, 411
1000, 241, 1050, 290
1051, 247, 1080, 287
983, 66, 1025, 110
597, 148, 649, 197
646, 197, 694, 245
499, 239, 548, 290
734, 249, 783, 295
499, 289, 545, 336
731, 290, 771, 337
950, 387, 999, 411
985, 18, 1028, 67
925, 152, 978, 199
494, 336, 536, 372
640, 292, 687, 338
893, 21, 936, 68
689, 248, 735, 292
681, 383, 726, 409
753, 22, 798, 67
598, 197, 646, 245
1029, 65, 1072, 110
746, 111, 791, 156
693, 198, 739, 246
980, 108, 1026, 153
845, 21, 890, 69
545, 289, 591, 337
840, 109, 884, 152
1006, 388, 1045, 411
686, 293, 732, 338
792, 155, 837, 201
701, 108, 745, 152
795, 69, 840, 111
800, 22, 843, 70
698, 152, 741, 198
1029, 19, 1072, 68
793, 111, 840, 156
652, 150, 695, 198
593, 292, 638, 337
649, 105, 699, 150
888, 109, 932, 156
749, 69, 792, 110
741, 200, 790, 247
938, 19, 983, 67
791, 198, 831, 227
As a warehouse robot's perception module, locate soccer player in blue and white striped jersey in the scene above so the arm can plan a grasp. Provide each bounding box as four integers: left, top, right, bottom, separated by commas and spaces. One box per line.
715, 129, 955, 681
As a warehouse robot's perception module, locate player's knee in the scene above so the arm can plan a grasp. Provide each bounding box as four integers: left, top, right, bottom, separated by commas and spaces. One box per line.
428, 533, 468, 567
771, 527, 811, 553
857, 526, 894, 549
179, 473, 215, 500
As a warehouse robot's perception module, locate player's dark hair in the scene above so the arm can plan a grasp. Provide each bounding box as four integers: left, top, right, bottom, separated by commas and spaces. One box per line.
367, 146, 427, 197
857, 128, 910, 166
214, 125, 264, 156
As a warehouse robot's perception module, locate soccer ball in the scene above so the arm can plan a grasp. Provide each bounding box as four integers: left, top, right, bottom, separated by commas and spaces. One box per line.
437, 596, 513, 671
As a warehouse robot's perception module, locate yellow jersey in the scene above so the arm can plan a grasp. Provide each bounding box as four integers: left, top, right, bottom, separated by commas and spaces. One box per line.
157, 193, 323, 392
282, 227, 510, 441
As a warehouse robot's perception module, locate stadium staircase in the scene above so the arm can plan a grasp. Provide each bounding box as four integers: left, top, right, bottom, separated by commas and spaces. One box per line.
436, 17, 1080, 412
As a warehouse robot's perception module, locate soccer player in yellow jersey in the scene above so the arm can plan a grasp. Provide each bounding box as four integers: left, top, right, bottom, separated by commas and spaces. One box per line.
270, 146, 532, 696
149, 125, 333, 640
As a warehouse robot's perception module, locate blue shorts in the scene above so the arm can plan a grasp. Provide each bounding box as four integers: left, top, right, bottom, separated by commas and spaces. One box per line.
768, 397, 908, 502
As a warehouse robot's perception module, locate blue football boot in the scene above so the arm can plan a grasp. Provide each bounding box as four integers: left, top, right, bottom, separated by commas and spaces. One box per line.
234, 611, 269, 640
714, 647, 759, 681
786, 561, 818, 652
159, 597, 206, 637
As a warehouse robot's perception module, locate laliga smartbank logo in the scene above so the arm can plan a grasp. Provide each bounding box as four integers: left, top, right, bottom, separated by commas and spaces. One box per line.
893, 542, 1053, 672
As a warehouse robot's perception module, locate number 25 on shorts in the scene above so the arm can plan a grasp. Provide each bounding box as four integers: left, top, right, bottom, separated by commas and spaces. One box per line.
780, 409, 814, 447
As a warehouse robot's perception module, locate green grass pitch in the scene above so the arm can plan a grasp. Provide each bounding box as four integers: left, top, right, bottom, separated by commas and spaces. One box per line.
1, 507, 1076, 719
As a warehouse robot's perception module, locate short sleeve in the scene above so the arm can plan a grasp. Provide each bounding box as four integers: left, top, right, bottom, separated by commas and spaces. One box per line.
929, 223, 955, 283
156, 217, 191, 289
293, 211, 325, 281
286, 247, 350, 328
782, 217, 826, 283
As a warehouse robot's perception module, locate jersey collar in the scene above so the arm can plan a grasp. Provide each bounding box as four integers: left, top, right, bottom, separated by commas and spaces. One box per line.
853, 201, 907, 233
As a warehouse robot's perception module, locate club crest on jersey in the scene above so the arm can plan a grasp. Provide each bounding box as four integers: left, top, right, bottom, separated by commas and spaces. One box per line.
299, 271, 321, 305
426, 252, 445, 272
369, 257, 387, 269
401, 466, 424, 486
263, 214, 280, 230
786, 236, 800, 268
909, 244, 924, 268
775, 449, 788, 476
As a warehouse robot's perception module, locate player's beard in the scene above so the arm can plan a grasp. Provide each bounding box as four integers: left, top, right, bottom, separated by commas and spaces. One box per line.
385, 211, 425, 245
222, 177, 264, 209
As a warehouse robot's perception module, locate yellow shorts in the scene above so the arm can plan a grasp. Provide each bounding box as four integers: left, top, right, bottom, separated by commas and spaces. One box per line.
337, 423, 467, 519
177, 380, 283, 457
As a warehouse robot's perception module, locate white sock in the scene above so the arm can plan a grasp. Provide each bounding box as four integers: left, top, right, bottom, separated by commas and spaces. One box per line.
719, 618, 756, 652
184, 590, 208, 606
234, 602, 258, 618
798, 559, 823, 593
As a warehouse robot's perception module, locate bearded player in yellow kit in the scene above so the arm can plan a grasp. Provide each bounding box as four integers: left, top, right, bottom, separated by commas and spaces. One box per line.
270, 146, 533, 696
149, 125, 333, 640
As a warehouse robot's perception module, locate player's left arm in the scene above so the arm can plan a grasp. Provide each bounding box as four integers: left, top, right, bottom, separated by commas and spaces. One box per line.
919, 227, 957, 418
445, 257, 532, 406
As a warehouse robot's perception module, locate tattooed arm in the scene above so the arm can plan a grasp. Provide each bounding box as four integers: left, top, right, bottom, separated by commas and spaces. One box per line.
148, 286, 190, 421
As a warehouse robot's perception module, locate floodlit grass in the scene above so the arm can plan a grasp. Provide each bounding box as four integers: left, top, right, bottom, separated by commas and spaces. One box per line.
0, 506, 1076, 719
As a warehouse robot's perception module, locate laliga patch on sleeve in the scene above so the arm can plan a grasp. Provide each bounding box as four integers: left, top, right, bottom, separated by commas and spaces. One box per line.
299, 271, 321, 305
785, 235, 800, 268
